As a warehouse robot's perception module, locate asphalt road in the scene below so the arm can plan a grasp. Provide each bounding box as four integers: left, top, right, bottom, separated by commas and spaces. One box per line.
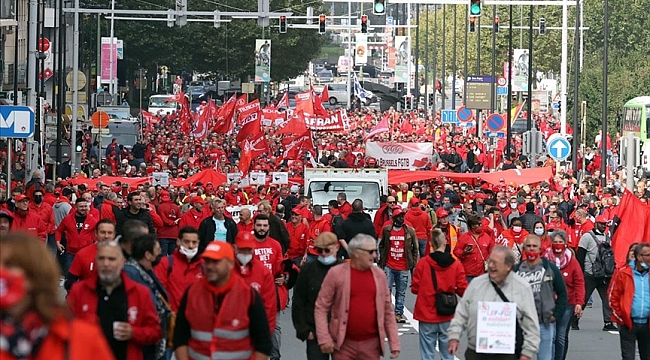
276, 281, 621, 360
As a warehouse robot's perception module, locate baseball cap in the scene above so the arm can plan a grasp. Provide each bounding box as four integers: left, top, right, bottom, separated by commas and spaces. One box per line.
436, 208, 449, 218
392, 206, 404, 217
595, 215, 608, 224
314, 232, 338, 248
409, 197, 420, 206
14, 194, 29, 202
192, 196, 206, 205
202, 241, 235, 261
235, 232, 256, 249
291, 208, 302, 216
0, 210, 14, 221
160, 191, 171, 201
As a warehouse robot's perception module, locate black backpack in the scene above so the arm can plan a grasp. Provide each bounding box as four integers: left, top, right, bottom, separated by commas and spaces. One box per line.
331, 213, 344, 235
590, 232, 616, 278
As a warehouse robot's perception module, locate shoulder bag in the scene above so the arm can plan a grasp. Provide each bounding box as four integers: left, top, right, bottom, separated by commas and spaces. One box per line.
430, 265, 458, 316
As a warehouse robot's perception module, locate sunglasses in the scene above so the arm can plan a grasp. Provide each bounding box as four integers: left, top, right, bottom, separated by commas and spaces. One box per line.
358, 248, 378, 255
315, 247, 334, 254
388, 201, 396, 204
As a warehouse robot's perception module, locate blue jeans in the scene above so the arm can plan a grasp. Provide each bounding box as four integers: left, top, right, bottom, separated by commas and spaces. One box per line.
538, 322, 556, 360
158, 238, 177, 256
419, 321, 454, 360
418, 238, 428, 258
384, 267, 409, 315
555, 306, 575, 360
62, 252, 75, 277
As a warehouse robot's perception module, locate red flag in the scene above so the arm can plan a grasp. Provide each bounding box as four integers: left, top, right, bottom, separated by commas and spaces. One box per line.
401, 118, 413, 134
246, 130, 269, 158
165, 92, 184, 103
276, 110, 308, 135
214, 94, 237, 133
276, 91, 290, 108
239, 140, 253, 177
320, 85, 330, 105
281, 130, 314, 160
236, 100, 262, 142
261, 107, 285, 126
294, 91, 314, 118
190, 110, 209, 140
311, 85, 329, 118
611, 190, 650, 269
364, 113, 390, 140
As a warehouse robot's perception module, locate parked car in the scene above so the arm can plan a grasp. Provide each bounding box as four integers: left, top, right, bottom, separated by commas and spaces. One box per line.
316, 69, 334, 83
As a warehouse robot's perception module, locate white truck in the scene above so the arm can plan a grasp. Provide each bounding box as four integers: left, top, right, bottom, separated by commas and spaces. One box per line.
304, 168, 389, 218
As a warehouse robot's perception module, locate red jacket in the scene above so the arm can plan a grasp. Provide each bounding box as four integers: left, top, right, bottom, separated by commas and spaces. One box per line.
412, 255, 468, 323
308, 217, 332, 256
153, 250, 204, 312
178, 208, 208, 230
338, 201, 352, 219
224, 190, 248, 206
68, 243, 98, 280
55, 212, 99, 254
453, 232, 494, 277
237, 221, 253, 234
12, 209, 48, 241
43, 192, 58, 207
286, 221, 310, 259
98, 200, 120, 223
609, 264, 650, 330
67, 272, 162, 360
544, 250, 585, 305
156, 200, 181, 238
148, 208, 164, 231
235, 258, 278, 332
30, 202, 55, 234
373, 204, 391, 236
405, 207, 433, 240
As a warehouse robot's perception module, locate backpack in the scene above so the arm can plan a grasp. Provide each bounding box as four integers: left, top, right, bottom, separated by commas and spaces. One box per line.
590, 232, 615, 278
331, 213, 344, 235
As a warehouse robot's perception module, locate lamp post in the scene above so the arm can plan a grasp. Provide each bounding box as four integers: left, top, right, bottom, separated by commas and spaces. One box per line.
600, 0, 609, 186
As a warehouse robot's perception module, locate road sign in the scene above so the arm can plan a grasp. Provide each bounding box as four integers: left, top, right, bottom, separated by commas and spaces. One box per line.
0, 106, 35, 138
496, 86, 508, 96
456, 106, 473, 123
486, 113, 505, 132
547, 134, 571, 161
552, 102, 560, 109
486, 131, 505, 138
441, 109, 458, 124
497, 76, 507, 86
466, 75, 494, 83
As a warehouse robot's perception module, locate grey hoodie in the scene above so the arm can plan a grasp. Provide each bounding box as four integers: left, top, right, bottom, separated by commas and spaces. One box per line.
53, 201, 73, 227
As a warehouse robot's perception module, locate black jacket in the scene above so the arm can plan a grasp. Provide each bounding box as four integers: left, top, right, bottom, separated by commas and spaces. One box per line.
341, 212, 377, 242
519, 211, 543, 233
115, 208, 156, 235
291, 259, 344, 341
268, 214, 290, 254
197, 215, 238, 253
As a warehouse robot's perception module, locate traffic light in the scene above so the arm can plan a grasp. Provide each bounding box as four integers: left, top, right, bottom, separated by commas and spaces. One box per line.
469, 0, 482, 17
279, 15, 287, 33
361, 15, 368, 33
428, 93, 435, 106
469, 17, 476, 33
373, 0, 386, 15
318, 14, 326, 34
539, 18, 546, 35
494, 16, 499, 33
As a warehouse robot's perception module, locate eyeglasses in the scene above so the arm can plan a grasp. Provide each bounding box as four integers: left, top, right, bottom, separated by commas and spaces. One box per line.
357, 248, 378, 255
315, 247, 333, 254
387, 201, 396, 204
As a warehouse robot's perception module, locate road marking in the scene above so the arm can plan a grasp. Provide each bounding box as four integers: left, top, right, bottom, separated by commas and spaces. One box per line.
608, 331, 619, 335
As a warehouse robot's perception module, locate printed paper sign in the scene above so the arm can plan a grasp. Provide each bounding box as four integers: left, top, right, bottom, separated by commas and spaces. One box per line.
271, 172, 288, 185
152, 172, 169, 187
249, 171, 267, 185
476, 301, 517, 354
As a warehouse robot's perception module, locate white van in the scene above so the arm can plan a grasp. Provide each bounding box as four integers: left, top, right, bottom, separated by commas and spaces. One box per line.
148, 94, 178, 116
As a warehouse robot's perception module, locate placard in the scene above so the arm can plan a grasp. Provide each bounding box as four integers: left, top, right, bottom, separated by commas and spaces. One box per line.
476, 301, 517, 354
271, 172, 289, 185
152, 172, 169, 187
249, 171, 267, 185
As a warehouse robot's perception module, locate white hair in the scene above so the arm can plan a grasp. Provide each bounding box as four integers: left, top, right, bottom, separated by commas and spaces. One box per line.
347, 234, 376, 257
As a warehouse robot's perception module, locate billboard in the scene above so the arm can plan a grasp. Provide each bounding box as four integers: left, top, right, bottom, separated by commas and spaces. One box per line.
394, 36, 410, 83
365, 142, 433, 169
100, 37, 123, 84
355, 34, 368, 66
255, 39, 271, 83
510, 49, 530, 92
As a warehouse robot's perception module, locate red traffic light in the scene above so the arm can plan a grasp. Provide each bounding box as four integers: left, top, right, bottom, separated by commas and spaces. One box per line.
280, 15, 286, 21
361, 15, 368, 23
494, 16, 499, 24
319, 14, 326, 22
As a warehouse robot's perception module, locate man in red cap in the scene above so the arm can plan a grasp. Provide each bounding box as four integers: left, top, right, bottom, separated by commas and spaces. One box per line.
12, 194, 48, 242
157, 191, 182, 255
287, 208, 310, 266
172, 241, 272, 360
178, 196, 208, 230
233, 231, 277, 335
405, 197, 433, 258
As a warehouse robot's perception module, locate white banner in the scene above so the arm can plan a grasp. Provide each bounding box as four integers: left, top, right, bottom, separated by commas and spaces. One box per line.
355, 34, 368, 66
365, 142, 433, 169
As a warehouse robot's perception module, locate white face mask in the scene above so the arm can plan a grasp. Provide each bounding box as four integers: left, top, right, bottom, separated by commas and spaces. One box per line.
513, 226, 522, 233
236, 253, 253, 266
510, 203, 518, 209
179, 245, 198, 260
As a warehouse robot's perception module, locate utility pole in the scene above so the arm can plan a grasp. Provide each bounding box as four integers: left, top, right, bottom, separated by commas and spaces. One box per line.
71, 0, 80, 174
441, 5, 446, 110
600, 0, 609, 186
560, 0, 569, 135
506, 5, 513, 158
490, 5, 496, 113
451, 5, 457, 109
526, 6, 533, 131
571, 0, 581, 171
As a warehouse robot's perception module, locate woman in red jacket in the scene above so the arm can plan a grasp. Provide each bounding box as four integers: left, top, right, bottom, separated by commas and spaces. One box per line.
453, 214, 494, 282
412, 229, 468, 360
543, 229, 585, 360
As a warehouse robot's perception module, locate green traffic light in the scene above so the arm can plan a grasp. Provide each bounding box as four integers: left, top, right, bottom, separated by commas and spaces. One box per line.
374, 2, 385, 13
470, 4, 481, 15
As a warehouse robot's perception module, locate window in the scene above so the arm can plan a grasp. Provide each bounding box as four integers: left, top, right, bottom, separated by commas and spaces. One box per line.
308, 181, 381, 210
622, 106, 641, 133
646, 105, 650, 137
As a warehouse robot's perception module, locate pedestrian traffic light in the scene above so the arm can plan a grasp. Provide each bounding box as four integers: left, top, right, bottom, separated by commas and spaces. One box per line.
361, 15, 368, 33
318, 14, 326, 34
494, 16, 499, 33
373, 0, 386, 15
469, 17, 476, 33
428, 93, 435, 106
539, 18, 546, 35
279, 15, 287, 33
469, 0, 482, 17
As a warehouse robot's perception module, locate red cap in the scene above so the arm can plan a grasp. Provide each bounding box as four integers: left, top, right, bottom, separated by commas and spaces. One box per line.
392, 206, 404, 217
160, 191, 171, 201
409, 197, 420, 206
367, 157, 377, 165
595, 215, 608, 224
436, 208, 449, 218
291, 208, 302, 216
192, 196, 207, 205
235, 231, 256, 249
202, 242, 234, 261
14, 194, 29, 202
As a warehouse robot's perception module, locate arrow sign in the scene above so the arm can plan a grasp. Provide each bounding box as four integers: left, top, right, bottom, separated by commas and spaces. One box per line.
547, 135, 571, 161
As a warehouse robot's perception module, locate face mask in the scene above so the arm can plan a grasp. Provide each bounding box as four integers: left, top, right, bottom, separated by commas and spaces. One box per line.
512, 226, 522, 233
33, 195, 43, 204
522, 251, 540, 262
179, 245, 198, 260
318, 255, 337, 266
534, 228, 545, 236
152, 253, 163, 267
499, 203, 507, 208
510, 203, 518, 209
641, 261, 649, 270
0, 266, 26, 310
552, 243, 566, 254
236, 253, 253, 265
393, 220, 404, 228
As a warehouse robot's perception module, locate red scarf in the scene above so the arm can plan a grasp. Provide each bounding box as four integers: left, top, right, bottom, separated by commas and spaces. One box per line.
543, 248, 572, 269
202, 271, 236, 297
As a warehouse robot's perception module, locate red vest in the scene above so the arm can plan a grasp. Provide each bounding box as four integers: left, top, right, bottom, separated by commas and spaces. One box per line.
185, 276, 255, 360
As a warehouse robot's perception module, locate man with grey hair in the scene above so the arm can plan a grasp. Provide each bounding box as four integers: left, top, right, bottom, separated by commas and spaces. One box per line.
315, 234, 401, 359
448, 246, 540, 360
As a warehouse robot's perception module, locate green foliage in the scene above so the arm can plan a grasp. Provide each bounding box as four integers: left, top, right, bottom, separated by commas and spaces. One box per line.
82, 0, 324, 82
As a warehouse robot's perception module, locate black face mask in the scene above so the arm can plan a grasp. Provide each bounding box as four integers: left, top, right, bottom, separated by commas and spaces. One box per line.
33, 195, 43, 204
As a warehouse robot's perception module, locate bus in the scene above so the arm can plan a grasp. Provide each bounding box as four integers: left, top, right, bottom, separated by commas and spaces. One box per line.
148, 94, 177, 116
621, 96, 650, 178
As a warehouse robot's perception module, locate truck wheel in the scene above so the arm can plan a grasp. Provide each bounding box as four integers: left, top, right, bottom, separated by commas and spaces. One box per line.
329, 97, 337, 105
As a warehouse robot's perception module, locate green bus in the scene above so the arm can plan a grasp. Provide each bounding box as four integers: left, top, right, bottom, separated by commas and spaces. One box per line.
622, 96, 650, 142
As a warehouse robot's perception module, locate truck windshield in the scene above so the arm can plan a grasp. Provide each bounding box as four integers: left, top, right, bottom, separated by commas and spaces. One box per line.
308, 181, 381, 210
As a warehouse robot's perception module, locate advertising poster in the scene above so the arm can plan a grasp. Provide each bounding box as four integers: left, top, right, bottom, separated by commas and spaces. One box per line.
511, 49, 529, 92
255, 39, 271, 83
355, 34, 368, 66
475, 301, 518, 354
394, 36, 410, 83
365, 142, 433, 169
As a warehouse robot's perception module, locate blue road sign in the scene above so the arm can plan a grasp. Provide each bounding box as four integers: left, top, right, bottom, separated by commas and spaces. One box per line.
0, 106, 35, 138
486, 113, 505, 132
386, 16, 394, 25
441, 109, 458, 124
552, 102, 560, 109
496, 86, 508, 96
466, 75, 494, 83
457, 106, 473, 123
486, 131, 505, 138
547, 135, 571, 161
